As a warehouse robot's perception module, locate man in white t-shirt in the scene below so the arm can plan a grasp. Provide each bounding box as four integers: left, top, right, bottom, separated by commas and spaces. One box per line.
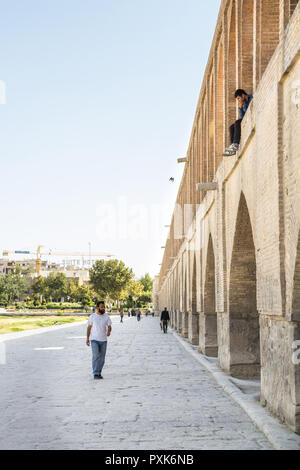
86, 301, 112, 379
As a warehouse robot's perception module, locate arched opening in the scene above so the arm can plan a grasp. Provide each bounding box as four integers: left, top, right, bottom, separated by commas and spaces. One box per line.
173, 270, 177, 330
177, 267, 182, 333
203, 108, 208, 184
216, 42, 224, 169
208, 78, 215, 182
259, 0, 280, 80
241, 0, 254, 93
197, 118, 202, 204
190, 135, 197, 219
290, 0, 299, 18
173, 269, 177, 329
229, 193, 260, 378
182, 269, 189, 338
199, 236, 218, 357
227, 1, 237, 146
193, 131, 198, 215
189, 253, 199, 345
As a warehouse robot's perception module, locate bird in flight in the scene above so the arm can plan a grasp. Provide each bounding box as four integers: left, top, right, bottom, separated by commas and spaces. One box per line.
169, 177, 174, 182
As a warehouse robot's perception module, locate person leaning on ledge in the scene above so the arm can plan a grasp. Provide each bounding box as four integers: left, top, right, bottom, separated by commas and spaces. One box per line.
222, 89, 253, 157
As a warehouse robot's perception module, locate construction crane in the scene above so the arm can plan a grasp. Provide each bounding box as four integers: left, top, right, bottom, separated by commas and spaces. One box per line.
2, 245, 115, 276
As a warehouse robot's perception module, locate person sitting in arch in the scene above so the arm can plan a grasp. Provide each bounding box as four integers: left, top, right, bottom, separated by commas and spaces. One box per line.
222, 89, 253, 157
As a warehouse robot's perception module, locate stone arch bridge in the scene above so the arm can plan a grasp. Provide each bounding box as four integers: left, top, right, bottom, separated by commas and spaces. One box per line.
154, 0, 300, 434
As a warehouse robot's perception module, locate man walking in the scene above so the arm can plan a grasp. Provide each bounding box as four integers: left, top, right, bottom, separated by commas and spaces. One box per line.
120, 309, 124, 323
223, 89, 253, 156
160, 307, 170, 334
86, 301, 112, 380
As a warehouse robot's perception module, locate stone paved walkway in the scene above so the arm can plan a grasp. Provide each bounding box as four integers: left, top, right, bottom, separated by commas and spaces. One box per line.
0, 316, 273, 450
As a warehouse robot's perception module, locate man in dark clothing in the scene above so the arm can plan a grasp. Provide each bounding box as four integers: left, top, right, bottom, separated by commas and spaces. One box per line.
223, 89, 253, 157
160, 308, 170, 334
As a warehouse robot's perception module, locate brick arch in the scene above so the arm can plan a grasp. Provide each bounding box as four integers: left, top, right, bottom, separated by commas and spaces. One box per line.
176, 265, 180, 310
174, 265, 180, 329
197, 117, 202, 205
216, 41, 224, 168
208, 77, 215, 182
227, 0, 237, 144
188, 252, 200, 345
172, 268, 177, 327
200, 234, 218, 357
203, 106, 208, 184
182, 261, 188, 312
241, 0, 254, 93
170, 272, 174, 312
290, 0, 300, 17
182, 261, 189, 338
191, 252, 197, 314
204, 235, 216, 314
259, 0, 280, 80
228, 192, 260, 378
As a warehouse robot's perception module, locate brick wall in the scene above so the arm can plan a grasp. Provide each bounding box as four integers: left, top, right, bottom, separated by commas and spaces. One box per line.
157, 1, 300, 432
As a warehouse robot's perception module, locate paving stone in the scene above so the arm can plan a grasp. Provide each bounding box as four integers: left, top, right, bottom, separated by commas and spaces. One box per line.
0, 317, 273, 450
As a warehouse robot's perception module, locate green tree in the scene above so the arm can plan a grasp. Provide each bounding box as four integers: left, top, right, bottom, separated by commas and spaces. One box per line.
89, 259, 134, 307
44, 272, 69, 301
69, 282, 95, 306
31, 276, 46, 297
122, 280, 145, 307
0, 278, 9, 306
137, 273, 153, 306
139, 293, 152, 305
67, 279, 79, 301
127, 280, 144, 300
139, 273, 153, 293
0, 273, 28, 305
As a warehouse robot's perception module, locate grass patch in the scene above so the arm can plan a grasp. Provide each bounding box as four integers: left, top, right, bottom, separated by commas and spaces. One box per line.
0, 316, 87, 334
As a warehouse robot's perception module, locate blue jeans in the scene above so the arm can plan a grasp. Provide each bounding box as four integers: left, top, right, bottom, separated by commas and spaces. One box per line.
91, 340, 107, 376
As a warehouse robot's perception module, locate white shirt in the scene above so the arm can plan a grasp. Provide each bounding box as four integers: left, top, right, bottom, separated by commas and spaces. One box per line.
88, 313, 112, 342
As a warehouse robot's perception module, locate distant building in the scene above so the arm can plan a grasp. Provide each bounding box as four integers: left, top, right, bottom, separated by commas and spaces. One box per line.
33, 269, 90, 286
0, 258, 90, 285
0, 258, 37, 275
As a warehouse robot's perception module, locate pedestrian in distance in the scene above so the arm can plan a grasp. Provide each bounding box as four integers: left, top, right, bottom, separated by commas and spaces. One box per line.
222, 89, 253, 156
86, 301, 112, 380
160, 307, 170, 334
120, 310, 124, 323
137, 310, 141, 321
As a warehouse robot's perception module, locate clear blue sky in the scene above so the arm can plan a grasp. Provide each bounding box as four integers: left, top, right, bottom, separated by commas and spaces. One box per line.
0, 0, 221, 279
